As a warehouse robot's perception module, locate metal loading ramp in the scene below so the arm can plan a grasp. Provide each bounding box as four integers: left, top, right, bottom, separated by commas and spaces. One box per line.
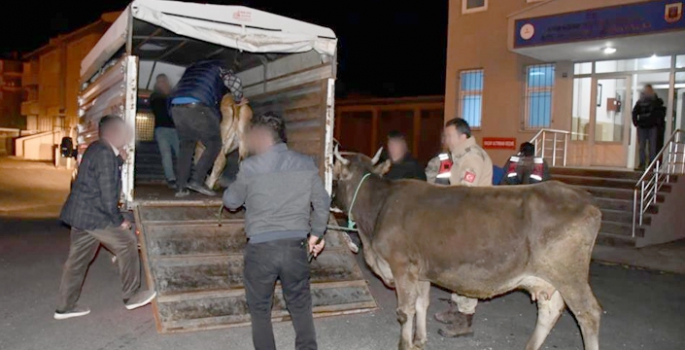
134, 203, 377, 333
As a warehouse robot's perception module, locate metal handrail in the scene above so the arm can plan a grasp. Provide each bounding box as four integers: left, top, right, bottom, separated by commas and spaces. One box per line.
632, 129, 685, 237
530, 129, 572, 167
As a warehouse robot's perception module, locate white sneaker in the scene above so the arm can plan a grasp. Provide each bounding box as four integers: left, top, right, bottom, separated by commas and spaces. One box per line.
124, 290, 157, 310
54, 306, 91, 320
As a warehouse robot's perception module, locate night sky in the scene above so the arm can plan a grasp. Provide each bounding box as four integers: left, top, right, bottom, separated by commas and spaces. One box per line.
0, 0, 448, 98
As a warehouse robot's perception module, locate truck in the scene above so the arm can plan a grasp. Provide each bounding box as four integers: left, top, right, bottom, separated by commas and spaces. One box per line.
61, 0, 376, 333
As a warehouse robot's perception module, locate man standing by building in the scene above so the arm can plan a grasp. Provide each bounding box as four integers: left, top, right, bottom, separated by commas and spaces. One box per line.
55, 116, 156, 320
223, 112, 329, 350
383, 130, 427, 181
434, 117, 493, 337
150, 74, 179, 189
632, 84, 666, 170
170, 60, 246, 197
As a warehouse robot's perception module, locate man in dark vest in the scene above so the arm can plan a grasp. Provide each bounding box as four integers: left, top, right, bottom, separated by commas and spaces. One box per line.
170, 60, 246, 197
632, 84, 666, 170
500, 142, 551, 185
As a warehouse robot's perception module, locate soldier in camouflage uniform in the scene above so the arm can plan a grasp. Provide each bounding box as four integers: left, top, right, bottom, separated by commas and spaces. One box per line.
425, 133, 452, 185
435, 118, 493, 338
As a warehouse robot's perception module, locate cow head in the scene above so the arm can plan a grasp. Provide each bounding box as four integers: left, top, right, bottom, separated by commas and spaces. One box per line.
332, 145, 385, 212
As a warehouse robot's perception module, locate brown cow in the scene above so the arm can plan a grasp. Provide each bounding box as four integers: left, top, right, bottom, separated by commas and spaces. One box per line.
332, 148, 602, 350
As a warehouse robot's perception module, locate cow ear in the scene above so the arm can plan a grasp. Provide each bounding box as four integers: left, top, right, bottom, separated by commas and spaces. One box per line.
373, 159, 391, 176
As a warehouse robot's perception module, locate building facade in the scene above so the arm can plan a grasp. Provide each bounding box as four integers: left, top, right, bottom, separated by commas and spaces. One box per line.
445, 0, 685, 167
0, 58, 23, 129
18, 12, 118, 161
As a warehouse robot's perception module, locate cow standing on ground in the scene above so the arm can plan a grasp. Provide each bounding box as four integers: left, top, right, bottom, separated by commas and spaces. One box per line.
332, 148, 602, 350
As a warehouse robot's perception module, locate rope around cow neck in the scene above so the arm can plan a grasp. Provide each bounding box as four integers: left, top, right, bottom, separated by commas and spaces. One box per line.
347, 172, 372, 230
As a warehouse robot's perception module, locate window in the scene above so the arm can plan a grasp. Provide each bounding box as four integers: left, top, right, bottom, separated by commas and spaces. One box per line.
458, 69, 484, 128
574, 62, 592, 75
462, 0, 487, 14
524, 64, 555, 129
677, 55, 685, 69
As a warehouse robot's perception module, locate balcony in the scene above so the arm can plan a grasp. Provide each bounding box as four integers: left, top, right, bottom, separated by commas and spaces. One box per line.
21, 62, 38, 86
21, 101, 39, 116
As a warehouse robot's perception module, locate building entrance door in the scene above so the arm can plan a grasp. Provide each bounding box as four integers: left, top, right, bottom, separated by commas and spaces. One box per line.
589, 76, 633, 167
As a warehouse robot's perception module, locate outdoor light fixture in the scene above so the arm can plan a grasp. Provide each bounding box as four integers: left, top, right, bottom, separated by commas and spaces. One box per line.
603, 47, 617, 54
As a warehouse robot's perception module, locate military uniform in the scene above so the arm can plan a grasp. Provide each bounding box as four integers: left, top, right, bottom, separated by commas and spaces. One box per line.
448, 136, 492, 314
501, 155, 551, 185
425, 153, 452, 185
449, 137, 493, 187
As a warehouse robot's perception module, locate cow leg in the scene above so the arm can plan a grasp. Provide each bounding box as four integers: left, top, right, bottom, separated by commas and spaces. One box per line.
395, 275, 419, 350
559, 283, 601, 350
413, 281, 430, 349
525, 290, 565, 350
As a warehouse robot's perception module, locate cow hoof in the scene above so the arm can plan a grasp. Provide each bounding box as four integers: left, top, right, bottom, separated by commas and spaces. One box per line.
411, 340, 426, 349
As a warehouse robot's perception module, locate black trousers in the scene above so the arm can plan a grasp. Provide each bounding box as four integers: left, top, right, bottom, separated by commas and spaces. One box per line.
638, 126, 658, 168
170, 104, 222, 190
244, 238, 317, 350
57, 227, 140, 312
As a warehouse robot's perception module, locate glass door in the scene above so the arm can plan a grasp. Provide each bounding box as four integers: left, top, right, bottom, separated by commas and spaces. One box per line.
591, 76, 632, 167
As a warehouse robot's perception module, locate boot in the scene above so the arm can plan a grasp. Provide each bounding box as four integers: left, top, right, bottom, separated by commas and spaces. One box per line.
434, 301, 460, 324
438, 313, 474, 338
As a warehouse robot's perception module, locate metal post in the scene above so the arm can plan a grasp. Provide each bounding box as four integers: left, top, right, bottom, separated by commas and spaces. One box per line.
639, 182, 645, 226
563, 133, 568, 167
541, 131, 546, 160
653, 161, 660, 205
632, 188, 638, 238
552, 133, 558, 167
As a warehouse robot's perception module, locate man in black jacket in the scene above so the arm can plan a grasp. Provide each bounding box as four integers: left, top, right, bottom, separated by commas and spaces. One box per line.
383, 130, 427, 181
632, 84, 666, 170
55, 115, 156, 320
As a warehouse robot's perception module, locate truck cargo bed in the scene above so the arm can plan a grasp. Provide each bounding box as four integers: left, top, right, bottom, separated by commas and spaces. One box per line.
134, 200, 377, 333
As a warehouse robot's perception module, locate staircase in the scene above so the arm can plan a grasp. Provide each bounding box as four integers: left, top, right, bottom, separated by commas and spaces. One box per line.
134, 141, 167, 184
551, 167, 675, 247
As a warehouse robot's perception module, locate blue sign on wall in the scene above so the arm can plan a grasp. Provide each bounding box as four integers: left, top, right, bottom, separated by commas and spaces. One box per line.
515, 1, 685, 48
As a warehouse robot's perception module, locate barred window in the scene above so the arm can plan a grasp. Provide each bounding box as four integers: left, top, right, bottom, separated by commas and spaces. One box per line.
135, 112, 155, 141
525, 64, 555, 129
459, 69, 484, 128
462, 0, 487, 14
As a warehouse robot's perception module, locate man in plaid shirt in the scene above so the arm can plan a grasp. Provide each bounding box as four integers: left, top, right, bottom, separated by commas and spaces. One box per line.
56, 115, 157, 320
170, 61, 247, 197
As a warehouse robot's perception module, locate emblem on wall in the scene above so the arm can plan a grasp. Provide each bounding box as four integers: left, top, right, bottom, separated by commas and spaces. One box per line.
665, 2, 683, 23
520, 23, 535, 40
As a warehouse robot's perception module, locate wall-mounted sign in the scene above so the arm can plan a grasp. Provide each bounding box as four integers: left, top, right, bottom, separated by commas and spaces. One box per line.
514, 1, 685, 48
482, 137, 517, 150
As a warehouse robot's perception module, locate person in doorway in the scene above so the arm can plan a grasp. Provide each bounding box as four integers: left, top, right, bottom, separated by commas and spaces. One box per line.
55, 115, 156, 320
632, 84, 666, 170
434, 117, 493, 338
500, 142, 551, 185
170, 60, 247, 197
223, 112, 329, 350
150, 74, 179, 189
383, 130, 427, 181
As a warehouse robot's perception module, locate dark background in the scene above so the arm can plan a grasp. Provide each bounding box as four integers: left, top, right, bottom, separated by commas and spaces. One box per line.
0, 0, 448, 98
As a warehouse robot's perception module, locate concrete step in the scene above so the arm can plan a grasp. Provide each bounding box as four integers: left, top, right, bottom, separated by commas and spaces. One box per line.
551, 167, 642, 180
600, 220, 644, 238
601, 209, 651, 226
596, 233, 638, 248
579, 186, 666, 202
554, 174, 673, 192
593, 197, 659, 214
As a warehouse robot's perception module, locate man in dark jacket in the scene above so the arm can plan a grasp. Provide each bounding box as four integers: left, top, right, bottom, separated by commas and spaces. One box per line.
632, 84, 666, 170
150, 74, 179, 188
56, 115, 156, 320
170, 60, 246, 197
383, 130, 427, 181
223, 112, 328, 350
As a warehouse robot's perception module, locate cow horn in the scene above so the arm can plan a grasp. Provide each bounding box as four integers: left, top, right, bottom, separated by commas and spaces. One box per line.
371, 147, 383, 165
334, 144, 350, 165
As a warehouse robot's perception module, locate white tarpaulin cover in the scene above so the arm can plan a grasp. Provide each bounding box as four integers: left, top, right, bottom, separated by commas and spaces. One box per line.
81, 0, 337, 81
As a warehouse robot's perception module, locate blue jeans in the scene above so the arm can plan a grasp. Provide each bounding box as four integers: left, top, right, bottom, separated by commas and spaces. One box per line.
637, 126, 657, 168
155, 127, 180, 182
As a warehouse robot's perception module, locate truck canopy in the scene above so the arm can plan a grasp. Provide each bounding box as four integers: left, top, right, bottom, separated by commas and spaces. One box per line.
81, 0, 337, 83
